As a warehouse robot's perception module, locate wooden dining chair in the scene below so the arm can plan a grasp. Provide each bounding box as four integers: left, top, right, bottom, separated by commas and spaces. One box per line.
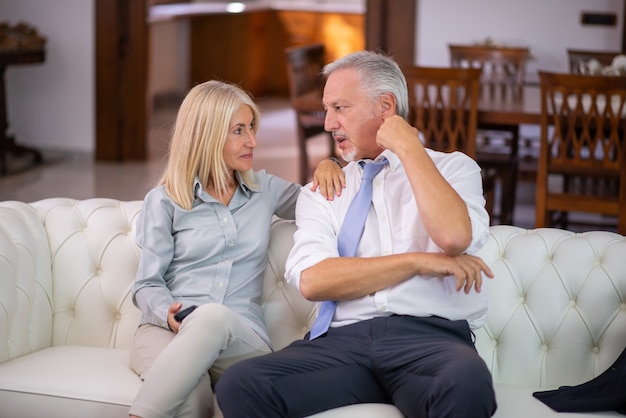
567, 49, 620, 74
284, 43, 335, 184
403, 65, 498, 220
536, 71, 626, 234
448, 44, 530, 225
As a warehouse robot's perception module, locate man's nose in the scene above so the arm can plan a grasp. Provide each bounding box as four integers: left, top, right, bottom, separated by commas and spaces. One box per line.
324, 112, 336, 132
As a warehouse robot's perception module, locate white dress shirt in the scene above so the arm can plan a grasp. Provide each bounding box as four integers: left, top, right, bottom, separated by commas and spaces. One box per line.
285, 149, 491, 330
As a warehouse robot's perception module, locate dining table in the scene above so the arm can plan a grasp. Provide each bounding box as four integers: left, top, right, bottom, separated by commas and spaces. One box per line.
477, 84, 541, 126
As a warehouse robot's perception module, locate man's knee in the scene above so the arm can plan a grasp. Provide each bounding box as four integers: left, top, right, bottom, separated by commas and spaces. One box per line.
441, 361, 496, 417
215, 358, 268, 406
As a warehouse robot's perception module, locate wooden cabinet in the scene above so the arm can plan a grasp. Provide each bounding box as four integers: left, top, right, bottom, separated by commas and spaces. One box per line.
276, 10, 364, 63
190, 11, 276, 97
189, 10, 364, 97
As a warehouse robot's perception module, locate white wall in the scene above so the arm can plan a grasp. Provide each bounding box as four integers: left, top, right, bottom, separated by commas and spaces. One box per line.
0, 0, 94, 154
416, 0, 623, 84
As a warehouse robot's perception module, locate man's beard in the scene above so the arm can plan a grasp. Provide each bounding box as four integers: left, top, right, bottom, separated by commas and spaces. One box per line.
341, 149, 356, 163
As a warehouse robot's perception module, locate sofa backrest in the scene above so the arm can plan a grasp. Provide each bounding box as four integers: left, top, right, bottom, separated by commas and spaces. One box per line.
262, 219, 316, 350
29, 198, 144, 350
474, 225, 626, 388
0, 198, 144, 364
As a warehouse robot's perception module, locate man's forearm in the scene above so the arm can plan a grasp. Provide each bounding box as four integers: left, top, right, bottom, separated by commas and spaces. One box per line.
299, 250, 492, 301
298, 254, 418, 301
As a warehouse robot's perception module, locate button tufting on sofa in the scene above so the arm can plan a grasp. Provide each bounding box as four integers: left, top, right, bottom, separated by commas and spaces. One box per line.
1, 199, 626, 418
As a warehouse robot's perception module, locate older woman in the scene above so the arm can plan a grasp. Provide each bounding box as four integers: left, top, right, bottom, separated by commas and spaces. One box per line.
129, 80, 343, 418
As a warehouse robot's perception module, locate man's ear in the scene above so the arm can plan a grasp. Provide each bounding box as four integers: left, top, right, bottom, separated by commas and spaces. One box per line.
380, 93, 396, 116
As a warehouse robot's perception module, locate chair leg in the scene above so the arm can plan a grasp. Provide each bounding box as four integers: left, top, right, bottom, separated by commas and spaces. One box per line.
297, 126, 309, 185
499, 159, 518, 225
534, 174, 548, 229
484, 185, 496, 224
500, 129, 520, 225
481, 170, 496, 224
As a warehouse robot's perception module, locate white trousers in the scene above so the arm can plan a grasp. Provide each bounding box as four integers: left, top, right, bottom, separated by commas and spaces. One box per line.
129, 303, 272, 418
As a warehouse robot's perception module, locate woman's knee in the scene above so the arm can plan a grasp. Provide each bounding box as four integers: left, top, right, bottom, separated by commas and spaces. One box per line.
181, 304, 236, 335
190, 303, 233, 324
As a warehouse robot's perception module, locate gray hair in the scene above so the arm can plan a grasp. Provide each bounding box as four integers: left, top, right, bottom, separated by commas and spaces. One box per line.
322, 50, 409, 120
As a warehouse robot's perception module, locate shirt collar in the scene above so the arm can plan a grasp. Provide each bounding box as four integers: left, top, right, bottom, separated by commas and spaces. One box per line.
236, 171, 261, 194
192, 171, 261, 201
359, 149, 399, 171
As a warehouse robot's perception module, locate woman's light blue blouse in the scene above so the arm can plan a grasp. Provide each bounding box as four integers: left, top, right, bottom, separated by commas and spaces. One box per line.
132, 170, 300, 347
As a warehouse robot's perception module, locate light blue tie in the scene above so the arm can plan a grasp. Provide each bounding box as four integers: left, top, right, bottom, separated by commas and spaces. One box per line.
309, 159, 388, 340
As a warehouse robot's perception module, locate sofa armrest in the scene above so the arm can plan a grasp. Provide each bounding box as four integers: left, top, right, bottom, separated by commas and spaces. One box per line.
0, 201, 54, 363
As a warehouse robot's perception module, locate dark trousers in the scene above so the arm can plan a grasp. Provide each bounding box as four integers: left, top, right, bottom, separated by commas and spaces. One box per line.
215, 315, 497, 418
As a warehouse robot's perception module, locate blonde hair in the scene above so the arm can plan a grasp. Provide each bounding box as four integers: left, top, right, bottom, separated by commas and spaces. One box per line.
158, 80, 260, 209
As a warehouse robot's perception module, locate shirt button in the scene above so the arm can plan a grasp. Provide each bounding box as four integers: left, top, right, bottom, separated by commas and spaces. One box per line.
228, 240, 235, 246
223, 217, 229, 223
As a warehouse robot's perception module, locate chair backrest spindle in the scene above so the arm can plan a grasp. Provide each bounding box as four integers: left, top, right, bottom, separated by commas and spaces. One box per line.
449, 44, 529, 102
403, 66, 481, 158
536, 71, 626, 233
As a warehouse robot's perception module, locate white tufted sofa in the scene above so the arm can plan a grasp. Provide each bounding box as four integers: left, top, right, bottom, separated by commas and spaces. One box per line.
0, 198, 625, 418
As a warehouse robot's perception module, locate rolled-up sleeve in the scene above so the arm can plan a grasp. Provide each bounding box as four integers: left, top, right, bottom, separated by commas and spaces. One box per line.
433, 151, 491, 254
284, 187, 340, 291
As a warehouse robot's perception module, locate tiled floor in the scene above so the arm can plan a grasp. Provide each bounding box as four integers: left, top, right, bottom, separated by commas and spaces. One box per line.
0, 97, 616, 232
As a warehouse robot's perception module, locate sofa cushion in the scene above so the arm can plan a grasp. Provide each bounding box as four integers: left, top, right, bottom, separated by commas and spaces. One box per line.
0, 345, 140, 418
307, 403, 404, 417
